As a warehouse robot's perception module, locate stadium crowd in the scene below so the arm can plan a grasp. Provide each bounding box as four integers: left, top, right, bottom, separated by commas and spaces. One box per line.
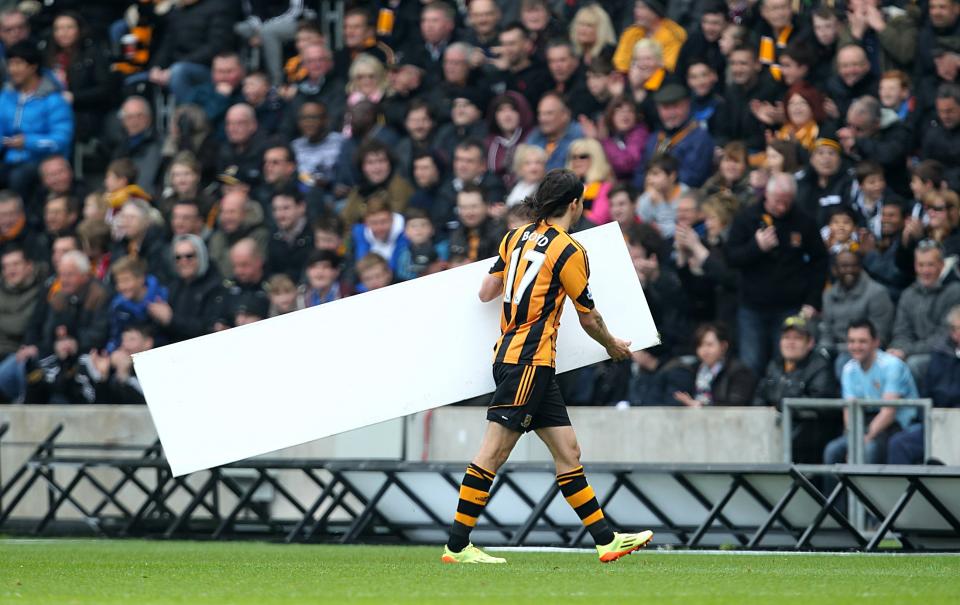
0, 0, 959, 466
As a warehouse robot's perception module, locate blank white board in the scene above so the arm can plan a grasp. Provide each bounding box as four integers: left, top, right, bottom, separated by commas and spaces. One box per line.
134, 221, 659, 476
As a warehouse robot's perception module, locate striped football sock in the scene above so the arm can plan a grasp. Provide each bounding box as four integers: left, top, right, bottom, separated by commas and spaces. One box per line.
557, 466, 615, 546
446, 462, 496, 552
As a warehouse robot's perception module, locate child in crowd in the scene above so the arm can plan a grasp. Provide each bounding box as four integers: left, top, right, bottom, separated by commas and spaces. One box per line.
83, 191, 110, 223
107, 257, 168, 353
879, 70, 915, 121
395, 208, 447, 281
638, 154, 688, 238
908, 159, 946, 222
822, 205, 860, 257
298, 250, 344, 307
356, 252, 393, 291
608, 184, 640, 237
351, 197, 407, 275
104, 159, 152, 221
266, 274, 298, 316
853, 161, 901, 237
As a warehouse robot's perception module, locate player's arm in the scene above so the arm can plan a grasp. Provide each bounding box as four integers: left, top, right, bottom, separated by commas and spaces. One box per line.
479, 274, 503, 302
578, 309, 632, 361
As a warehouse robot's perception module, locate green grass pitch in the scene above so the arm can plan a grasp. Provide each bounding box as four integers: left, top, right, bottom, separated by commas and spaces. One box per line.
1, 539, 958, 604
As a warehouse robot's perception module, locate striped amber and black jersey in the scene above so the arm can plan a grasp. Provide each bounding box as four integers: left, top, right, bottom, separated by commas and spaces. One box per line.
488, 221, 595, 367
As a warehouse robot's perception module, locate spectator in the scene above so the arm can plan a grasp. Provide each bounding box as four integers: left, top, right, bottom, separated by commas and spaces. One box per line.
627, 223, 690, 357
462, 0, 501, 54
776, 81, 827, 153
110, 199, 166, 276
819, 249, 896, 372
182, 51, 246, 137
491, 21, 552, 111
714, 44, 782, 154
613, 0, 687, 73
839, 0, 918, 75
332, 7, 394, 82
851, 161, 901, 237
837, 95, 911, 197
915, 0, 960, 101
266, 187, 313, 280
794, 136, 852, 226
505, 144, 547, 207
110, 96, 162, 195
753, 315, 840, 463
634, 83, 714, 188
75, 219, 111, 281
395, 100, 437, 180
823, 205, 860, 257
565, 138, 613, 225
208, 190, 270, 278
686, 60, 723, 129
103, 158, 152, 221
672, 322, 756, 407
701, 141, 753, 206
351, 197, 407, 275
568, 3, 616, 68
344, 55, 389, 128
526, 91, 584, 170
44, 11, 114, 141
637, 154, 688, 237
675, 192, 740, 330
158, 152, 215, 226
597, 96, 649, 182
395, 208, 446, 281
899, 190, 960, 276
757, 0, 809, 80
147, 0, 236, 102
242, 71, 286, 137
36, 195, 80, 263
433, 139, 505, 235
861, 201, 911, 300
0, 9, 31, 80
382, 63, 427, 135
234, 0, 303, 86
213, 238, 270, 330
484, 93, 534, 191
105, 256, 168, 353
356, 251, 394, 291
823, 319, 918, 467
401, 1, 457, 85
0, 41, 73, 199
889, 241, 960, 380
726, 173, 829, 375
266, 273, 297, 316
545, 39, 586, 101
297, 249, 343, 307
0, 191, 45, 261
83, 323, 155, 404
168, 199, 207, 241
920, 83, 960, 189
519, 0, 567, 60
826, 45, 878, 122
31, 155, 87, 221
341, 139, 414, 228
625, 39, 667, 121
331, 100, 400, 195
408, 150, 445, 214
433, 87, 488, 162
448, 185, 505, 263
218, 104, 270, 189
162, 104, 220, 183
289, 102, 343, 206
608, 184, 640, 236
676, 1, 727, 78
279, 43, 345, 138
0, 247, 42, 366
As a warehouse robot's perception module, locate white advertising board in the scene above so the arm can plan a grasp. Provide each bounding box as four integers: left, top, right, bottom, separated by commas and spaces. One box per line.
134, 222, 659, 476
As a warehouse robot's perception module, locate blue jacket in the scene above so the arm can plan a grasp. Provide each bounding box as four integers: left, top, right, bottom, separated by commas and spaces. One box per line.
106, 275, 169, 353
351, 222, 408, 275
633, 120, 714, 189
0, 73, 73, 165
525, 122, 584, 170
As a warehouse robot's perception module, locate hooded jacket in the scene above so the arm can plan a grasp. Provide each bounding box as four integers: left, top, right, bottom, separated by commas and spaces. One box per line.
0, 72, 73, 165
163, 235, 224, 342
890, 266, 960, 357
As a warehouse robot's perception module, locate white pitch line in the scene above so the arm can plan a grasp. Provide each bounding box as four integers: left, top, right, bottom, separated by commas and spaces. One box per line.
486, 546, 960, 557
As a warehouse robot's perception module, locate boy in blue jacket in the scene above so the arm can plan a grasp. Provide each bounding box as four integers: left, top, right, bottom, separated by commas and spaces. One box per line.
106, 257, 168, 353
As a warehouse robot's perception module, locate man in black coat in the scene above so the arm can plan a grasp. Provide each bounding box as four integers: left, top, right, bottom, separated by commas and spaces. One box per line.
279, 43, 345, 137
753, 316, 841, 463
266, 187, 313, 280
146, 235, 223, 343
726, 173, 829, 376
837, 95, 912, 197
218, 104, 270, 190
714, 45, 784, 154
826, 44, 878, 119
921, 82, 960, 189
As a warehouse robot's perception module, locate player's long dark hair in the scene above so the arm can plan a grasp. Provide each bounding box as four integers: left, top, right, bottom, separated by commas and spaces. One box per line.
521, 168, 584, 223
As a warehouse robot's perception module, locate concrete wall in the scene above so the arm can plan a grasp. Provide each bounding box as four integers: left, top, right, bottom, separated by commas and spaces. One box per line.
1, 405, 957, 524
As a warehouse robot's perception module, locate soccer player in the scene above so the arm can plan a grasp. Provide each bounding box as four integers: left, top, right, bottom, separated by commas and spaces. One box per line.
441, 169, 654, 564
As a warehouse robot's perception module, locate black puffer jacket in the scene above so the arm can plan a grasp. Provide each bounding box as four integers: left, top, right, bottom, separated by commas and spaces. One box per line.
152, 0, 237, 68
752, 350, 839, 409
162, 267, 224, 342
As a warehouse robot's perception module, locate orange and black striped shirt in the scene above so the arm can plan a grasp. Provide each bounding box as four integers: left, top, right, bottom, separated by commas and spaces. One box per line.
489, 222, 595, 367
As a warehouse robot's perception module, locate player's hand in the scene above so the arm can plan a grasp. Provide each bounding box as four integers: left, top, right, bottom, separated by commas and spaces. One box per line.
606, 338, 632, 361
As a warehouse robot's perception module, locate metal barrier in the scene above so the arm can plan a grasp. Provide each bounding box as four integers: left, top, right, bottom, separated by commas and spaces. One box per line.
781, 399, 933, 464
2, 426, 959, 551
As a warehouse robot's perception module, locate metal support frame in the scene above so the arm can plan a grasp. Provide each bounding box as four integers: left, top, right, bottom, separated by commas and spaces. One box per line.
2, 432, 959, 550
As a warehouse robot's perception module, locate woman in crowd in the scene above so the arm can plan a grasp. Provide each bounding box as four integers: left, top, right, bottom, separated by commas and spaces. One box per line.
775, 82, 827, 153
764, 139, 801, 177
566, 138, 614, 225
341, 140, 413, 227
569, 4, 617, 67
701, 142, 753, 206
484, 93, 534, 191
506, 145, 547, 207
600, 96, 649, 182
899, 189, 960, 272
675, 193, 741, 330
44, 11, 114, 141
673, 323, 756, 407
157, 151, 215, 225
343, 55, 388, 136
627, 39, 666, 125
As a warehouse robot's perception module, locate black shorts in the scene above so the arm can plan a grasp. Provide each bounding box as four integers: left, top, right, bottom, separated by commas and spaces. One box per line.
486, 362, 571, 433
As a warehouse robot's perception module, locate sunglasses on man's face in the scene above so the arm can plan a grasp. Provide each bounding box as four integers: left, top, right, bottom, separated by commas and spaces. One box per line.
925, 204, 947, 212
175, 253, 197, 261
